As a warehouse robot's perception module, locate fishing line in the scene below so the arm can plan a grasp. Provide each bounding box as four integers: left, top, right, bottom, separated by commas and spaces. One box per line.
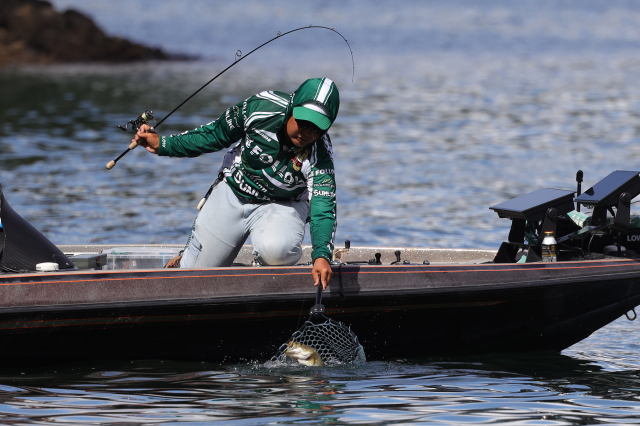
106, 25, 355, 170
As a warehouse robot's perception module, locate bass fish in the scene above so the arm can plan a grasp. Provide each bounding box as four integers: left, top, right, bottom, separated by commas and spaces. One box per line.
284, 340, 324, 366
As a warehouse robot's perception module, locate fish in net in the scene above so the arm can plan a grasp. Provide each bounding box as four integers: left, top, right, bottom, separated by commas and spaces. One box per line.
272, 284, 365, 366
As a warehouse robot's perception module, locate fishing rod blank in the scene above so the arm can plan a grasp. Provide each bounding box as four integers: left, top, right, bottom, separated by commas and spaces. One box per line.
106, 25, 354, 170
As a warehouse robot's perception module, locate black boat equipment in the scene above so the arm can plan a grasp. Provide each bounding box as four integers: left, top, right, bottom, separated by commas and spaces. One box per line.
106, 25, 354, 170
0, 184, 75, 273
491, 170, 640, 263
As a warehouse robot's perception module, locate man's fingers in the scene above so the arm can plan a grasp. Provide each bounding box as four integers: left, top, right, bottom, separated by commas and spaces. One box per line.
321, 270, 326, 290
311, 258, 332, 289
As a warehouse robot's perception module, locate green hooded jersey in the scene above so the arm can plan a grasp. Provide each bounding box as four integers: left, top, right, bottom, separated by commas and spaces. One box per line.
158, 78, 340, 263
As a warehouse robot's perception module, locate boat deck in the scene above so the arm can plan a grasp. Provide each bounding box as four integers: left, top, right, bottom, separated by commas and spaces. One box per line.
57, 244, 499, 267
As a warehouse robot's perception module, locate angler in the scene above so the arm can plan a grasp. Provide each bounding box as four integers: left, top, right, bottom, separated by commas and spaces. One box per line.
133, 78, 340, 289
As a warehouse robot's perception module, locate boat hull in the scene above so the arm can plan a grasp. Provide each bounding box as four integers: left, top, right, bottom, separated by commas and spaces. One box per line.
0, 258, 639, 363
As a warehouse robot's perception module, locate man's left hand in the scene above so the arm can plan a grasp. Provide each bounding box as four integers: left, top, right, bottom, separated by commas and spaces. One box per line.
312, 258, 333, 290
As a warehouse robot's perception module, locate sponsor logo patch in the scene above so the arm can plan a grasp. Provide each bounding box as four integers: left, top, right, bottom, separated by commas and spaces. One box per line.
291, 147, 310, 171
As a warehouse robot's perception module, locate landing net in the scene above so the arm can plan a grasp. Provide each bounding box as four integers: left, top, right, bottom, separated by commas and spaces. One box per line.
272, 316, 366, 365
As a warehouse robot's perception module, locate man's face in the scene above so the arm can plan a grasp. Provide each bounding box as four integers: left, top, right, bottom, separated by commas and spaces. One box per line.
286, 115, 325, 147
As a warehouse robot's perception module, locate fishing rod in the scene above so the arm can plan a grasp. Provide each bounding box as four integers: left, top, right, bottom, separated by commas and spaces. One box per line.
106, 25, 355, 170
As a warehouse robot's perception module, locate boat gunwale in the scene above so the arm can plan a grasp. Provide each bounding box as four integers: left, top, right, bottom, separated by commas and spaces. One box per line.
0, 259, 639, 315
0, 256, 637, 280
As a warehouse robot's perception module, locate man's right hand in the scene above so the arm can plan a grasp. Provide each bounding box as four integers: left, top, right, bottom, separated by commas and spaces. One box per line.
133, 124, 160, 154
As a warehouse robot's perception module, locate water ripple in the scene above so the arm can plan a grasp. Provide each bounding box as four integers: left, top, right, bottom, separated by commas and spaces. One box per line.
0, 355, 638, 424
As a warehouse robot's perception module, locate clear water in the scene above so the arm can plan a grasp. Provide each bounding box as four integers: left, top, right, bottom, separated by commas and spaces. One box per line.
2, 0, 640, 423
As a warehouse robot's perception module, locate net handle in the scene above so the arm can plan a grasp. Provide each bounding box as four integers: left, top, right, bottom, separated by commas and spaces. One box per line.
310, 284, 325, 316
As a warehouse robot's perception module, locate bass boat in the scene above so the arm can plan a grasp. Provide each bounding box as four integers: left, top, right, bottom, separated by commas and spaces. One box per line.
1, 170, 639, 364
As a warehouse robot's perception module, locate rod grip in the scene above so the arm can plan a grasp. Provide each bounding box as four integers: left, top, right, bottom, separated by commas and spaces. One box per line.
106, 160, 116, 170
129, 140, 138, 150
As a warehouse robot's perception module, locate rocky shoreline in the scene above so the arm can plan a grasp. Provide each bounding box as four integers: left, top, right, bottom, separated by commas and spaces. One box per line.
0, 0, 181, 66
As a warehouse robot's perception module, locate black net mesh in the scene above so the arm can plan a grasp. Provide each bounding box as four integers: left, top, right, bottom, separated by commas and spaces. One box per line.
272, 316, 366, 365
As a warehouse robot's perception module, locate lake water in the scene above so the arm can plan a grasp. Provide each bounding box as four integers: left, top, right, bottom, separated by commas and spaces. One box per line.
2, 0, 640, 424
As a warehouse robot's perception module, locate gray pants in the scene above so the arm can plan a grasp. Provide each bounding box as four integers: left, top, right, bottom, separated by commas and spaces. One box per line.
180, 181, 309, 268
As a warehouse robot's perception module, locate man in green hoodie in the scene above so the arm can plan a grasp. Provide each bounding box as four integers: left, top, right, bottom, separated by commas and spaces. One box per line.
133, 78, 339, 289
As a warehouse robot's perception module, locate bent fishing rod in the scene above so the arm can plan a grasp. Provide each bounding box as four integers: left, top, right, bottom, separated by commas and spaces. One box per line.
106, 25, 354, 170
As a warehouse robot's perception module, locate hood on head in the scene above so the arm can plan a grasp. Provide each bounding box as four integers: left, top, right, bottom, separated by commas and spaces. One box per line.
286, 78, 340, 131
